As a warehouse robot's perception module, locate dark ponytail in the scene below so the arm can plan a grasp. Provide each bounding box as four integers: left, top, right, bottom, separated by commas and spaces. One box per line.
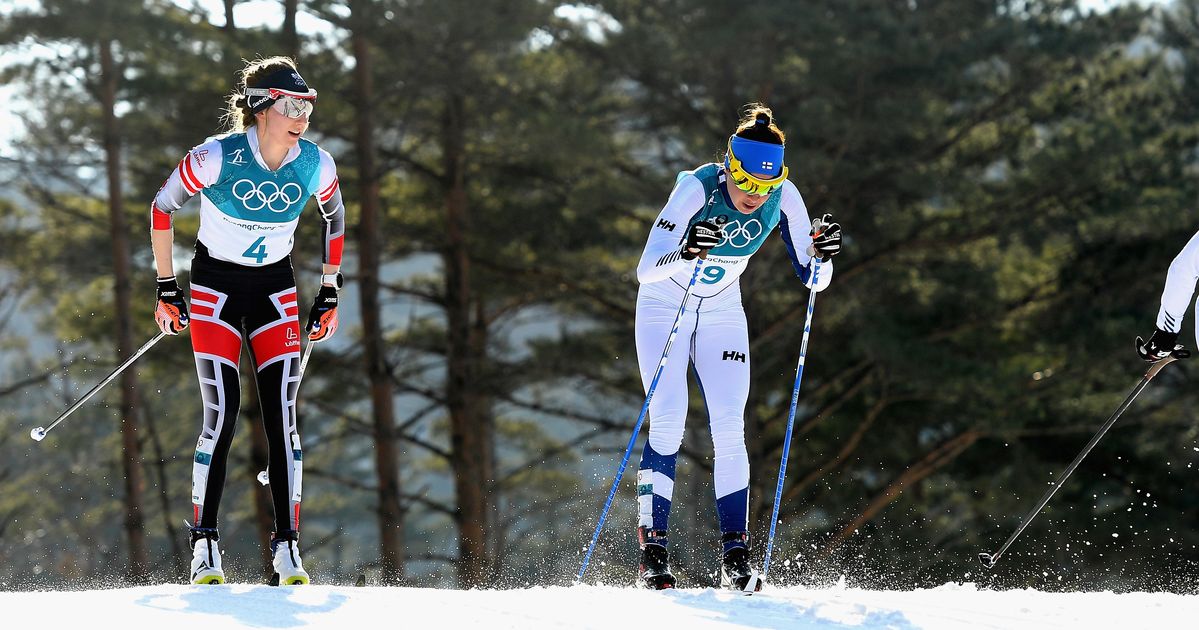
733, 104, 785, 145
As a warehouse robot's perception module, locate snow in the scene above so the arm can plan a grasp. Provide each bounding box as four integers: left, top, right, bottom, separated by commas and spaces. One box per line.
2, 582, 1197, 629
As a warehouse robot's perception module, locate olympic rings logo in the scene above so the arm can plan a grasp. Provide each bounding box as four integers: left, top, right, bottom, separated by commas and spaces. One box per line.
718, 218, 763, 248
232, 179, 303, 213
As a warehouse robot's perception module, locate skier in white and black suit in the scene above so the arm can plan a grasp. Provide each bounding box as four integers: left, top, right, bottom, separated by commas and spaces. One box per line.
150, 56, 344, 586
632, 104, 842, 590
1136, 230, 1196, 363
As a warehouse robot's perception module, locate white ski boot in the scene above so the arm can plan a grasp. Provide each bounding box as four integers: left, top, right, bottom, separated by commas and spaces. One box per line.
190, 529, 225, 585
271, 531, 310, 585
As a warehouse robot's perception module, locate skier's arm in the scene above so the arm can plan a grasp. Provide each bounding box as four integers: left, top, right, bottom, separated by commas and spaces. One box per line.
315, 148, 345, 277
636, 175, 708, 284
1157, 229, 1199, 334
305, 148, 345, 343
150, 142, 221, 277
1135, 230, 1199, 362
778, 183, 833, 292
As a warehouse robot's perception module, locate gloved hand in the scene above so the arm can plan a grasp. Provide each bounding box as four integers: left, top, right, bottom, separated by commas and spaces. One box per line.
810, 213, 842, 259
305, 285, 339, 342
681, 220, 723, 260
155, 276, 189, 335
1135, 328, 1190, 363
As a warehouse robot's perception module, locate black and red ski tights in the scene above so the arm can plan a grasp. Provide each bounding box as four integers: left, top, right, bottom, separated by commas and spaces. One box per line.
187, 242, 304, 538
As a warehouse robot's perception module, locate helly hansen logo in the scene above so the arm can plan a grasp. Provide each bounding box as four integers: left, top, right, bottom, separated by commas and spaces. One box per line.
722, 351, 746, 362
657, 219, 676, 231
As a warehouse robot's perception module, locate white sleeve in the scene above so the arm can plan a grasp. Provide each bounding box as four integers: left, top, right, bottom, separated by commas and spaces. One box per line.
1157, 229, 1199, 333
636, 175, 708, 284
150, 139, 222, 229
778, 182, 833, 292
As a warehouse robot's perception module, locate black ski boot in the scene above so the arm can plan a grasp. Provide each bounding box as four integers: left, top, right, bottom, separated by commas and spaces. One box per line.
720, 532, 762, 592
638, 527, 676, 590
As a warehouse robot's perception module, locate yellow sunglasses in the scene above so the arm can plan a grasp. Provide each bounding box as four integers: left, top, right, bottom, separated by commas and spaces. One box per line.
725, 138, 789, 196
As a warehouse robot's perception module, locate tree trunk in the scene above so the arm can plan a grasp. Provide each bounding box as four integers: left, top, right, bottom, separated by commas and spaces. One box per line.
350, 2, 405, 585
282, 0, 299, 59
138, 389, 183, 574
821, 430, 982, 557
99, 38, 149, 583
223, 0, 236, 31
244, 363, 275, 576
442, 90, 494, 588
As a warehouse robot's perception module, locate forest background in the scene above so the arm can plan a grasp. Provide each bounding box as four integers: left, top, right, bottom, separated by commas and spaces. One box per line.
3, 0, 1199, 593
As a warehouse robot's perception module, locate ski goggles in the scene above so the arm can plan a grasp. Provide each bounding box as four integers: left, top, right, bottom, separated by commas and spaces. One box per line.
725, 136, 788, 196
245, 86, 318, 117
269, 95, 315, 119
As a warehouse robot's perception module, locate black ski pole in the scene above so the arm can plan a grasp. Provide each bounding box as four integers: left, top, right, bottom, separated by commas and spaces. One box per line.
979, 356, 1182, 569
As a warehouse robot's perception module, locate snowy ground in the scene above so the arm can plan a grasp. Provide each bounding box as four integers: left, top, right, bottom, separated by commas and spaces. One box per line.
2, 582, 1197, 629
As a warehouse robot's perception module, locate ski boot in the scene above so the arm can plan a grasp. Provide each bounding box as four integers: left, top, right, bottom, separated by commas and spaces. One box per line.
638, 527, 676, 590
719, 532, 762, 592
270, 530, 310, 585
190, 527, 225, 585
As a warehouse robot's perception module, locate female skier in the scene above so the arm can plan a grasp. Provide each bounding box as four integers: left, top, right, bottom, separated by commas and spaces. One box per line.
633, 105, 842, 590
150, 57, 344, 585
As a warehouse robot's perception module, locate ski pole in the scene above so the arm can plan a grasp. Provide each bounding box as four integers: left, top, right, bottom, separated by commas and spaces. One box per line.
300, 340, 315, 376
576, 257, 707, 583
761, 255, 823, 582
30, 331, 168, 442
979, 355, 1182, 569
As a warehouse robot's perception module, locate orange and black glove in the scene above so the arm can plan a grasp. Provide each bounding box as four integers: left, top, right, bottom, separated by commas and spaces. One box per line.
305, 284, 339, 342
155, 277, 189, 335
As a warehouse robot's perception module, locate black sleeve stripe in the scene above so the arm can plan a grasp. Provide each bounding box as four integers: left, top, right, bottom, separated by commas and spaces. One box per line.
657, 250, 682, 267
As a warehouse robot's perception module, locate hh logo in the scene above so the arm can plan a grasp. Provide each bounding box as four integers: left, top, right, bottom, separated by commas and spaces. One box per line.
722, 350, 746, 363
229, 148, 247, 165
657, 219, 676, 231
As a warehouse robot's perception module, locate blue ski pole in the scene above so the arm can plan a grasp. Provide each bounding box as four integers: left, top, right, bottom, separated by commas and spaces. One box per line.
576, 258, 706, 583
762, 255, 823, 582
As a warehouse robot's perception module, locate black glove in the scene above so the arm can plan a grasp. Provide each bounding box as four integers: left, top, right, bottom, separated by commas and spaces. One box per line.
1135, 328, 1190, 363
305, 285, 340, 342
810, 213, 842, 259
681, 221, 723, 260
154, 277, 189, 335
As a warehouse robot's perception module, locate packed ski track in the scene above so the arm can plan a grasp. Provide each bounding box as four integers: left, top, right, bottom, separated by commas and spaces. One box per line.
3, 581, 1197, 629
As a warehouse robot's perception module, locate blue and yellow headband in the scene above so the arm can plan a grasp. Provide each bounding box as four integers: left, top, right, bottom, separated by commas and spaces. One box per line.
725, 135, 788, 196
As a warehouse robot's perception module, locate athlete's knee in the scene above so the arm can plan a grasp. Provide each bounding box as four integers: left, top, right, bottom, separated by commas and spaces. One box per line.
711, 425, 747, 457
647, 425, 686, 455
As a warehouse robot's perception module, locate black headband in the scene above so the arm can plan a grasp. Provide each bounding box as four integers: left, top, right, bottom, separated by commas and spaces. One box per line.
244, 67, 317, 113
